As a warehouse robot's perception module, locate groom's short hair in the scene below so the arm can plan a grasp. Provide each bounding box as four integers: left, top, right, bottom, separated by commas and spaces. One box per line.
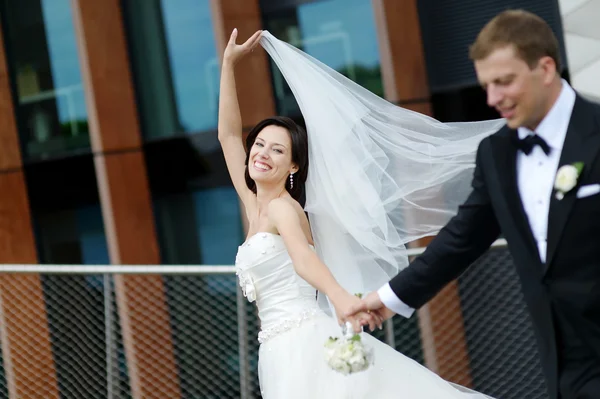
469, 9, 562, 72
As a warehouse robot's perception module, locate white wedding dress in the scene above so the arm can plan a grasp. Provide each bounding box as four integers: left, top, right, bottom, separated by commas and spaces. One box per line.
235, 232, 492, 398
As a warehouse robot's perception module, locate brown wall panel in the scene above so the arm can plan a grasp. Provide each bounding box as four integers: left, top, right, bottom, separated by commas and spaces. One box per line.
70, 0, 180, 397
0, 172, 36, 263
94, 152, 160, 264
70, 0, 141, 153
418, 281, 474, 387
372, 0, 430, 103
402, 101, 433, 117
0, 172, 60, 399
0, 39, 21, 171
0, 19, 60, 399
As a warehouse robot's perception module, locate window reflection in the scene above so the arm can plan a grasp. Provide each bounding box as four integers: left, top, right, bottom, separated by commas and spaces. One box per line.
148, 140, 245, 266
35, 206, 109, 266
262, 0, 383, 116
123, 0, 219, 138
153, 186, 241, 294
1, 0, 89, 159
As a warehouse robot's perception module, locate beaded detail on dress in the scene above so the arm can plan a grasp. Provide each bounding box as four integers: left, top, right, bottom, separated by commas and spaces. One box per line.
257, 308, 321, 343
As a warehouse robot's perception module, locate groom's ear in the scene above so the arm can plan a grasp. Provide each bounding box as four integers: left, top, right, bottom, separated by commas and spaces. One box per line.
538, 56, 558, 83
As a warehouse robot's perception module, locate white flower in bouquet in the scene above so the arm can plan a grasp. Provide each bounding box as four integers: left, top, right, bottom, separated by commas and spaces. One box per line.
324, 322, 374, 375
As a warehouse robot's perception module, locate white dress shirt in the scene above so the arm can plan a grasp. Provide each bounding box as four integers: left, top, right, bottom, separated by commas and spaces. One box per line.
379, 80, 577, 318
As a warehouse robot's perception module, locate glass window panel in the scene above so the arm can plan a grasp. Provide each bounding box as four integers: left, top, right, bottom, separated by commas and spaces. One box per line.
193, 188, 245, 265
153, 186, 244, 268
1, 0, 89, 159
35, 206, 108, 265
263, 0, 383, 116
123, 0, 219, 138
25, 155, 110, 267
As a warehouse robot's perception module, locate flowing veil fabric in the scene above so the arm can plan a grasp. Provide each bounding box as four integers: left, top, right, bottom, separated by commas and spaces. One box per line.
260, 31, 505, 313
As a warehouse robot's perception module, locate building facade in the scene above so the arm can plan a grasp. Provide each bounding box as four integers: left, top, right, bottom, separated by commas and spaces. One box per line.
0, 0, 595, 398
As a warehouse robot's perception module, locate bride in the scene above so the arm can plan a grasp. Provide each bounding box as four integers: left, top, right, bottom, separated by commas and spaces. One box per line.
219, 28, 501, 398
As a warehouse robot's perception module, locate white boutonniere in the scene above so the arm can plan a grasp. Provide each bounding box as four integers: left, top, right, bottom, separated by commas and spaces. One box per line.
554, 162, 584, 200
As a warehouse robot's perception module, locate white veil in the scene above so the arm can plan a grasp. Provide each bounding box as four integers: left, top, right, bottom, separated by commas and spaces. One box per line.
260, 32, 505, 313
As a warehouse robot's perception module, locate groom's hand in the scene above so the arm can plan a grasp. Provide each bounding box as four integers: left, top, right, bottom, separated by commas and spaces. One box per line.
345, 292, 395, 330
351, 311, 384, 333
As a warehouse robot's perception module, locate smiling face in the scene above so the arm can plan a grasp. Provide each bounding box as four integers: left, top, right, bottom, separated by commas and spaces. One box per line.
475, 45, 558, 130
248, 125, 298, 187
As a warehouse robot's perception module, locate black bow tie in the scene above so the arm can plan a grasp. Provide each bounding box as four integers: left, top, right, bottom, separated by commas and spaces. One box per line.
514, 134, 551, 155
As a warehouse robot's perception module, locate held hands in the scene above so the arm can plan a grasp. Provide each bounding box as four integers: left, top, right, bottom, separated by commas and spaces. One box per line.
223, 29, 263, 66
329, 289, 385, 334
344, 291, 395, 333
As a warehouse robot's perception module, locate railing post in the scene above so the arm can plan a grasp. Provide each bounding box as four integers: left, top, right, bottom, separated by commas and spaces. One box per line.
384, 319, 396, 348
237, 285, 251, 399
104, 274, 116, 399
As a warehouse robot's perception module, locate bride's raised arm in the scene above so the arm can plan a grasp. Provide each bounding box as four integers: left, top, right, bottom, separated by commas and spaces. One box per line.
217, 29, 263, 206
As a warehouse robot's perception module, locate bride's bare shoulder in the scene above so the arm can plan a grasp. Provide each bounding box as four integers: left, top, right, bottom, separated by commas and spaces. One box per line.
269, 196, 303, 217
269, 197, 313, 244
267, 196, 295, 217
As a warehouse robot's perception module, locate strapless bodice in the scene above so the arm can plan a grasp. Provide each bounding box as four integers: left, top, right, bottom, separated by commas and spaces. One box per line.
235, 232, 323, 343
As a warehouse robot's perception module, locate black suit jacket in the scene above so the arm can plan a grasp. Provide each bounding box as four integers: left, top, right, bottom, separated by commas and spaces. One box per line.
390, 95, 600, 399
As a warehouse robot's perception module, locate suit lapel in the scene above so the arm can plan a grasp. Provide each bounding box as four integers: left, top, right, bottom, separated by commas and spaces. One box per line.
545, 96, 600, 270
491, 130, 539, 261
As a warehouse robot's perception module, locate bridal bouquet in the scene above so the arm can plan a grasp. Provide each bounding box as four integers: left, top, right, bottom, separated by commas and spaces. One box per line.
324, 321, 374, 375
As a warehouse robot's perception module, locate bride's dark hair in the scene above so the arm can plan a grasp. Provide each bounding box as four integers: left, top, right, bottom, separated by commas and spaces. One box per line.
244, 116, 309, 206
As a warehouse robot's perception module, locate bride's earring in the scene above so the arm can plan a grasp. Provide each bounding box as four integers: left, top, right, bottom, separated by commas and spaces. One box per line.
289, 173, 294, 189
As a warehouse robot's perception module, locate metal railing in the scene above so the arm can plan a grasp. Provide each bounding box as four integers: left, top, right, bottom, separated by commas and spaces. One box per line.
0, 238, 549, 399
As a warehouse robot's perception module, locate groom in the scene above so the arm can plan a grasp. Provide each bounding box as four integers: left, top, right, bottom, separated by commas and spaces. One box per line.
347, 9, 600, 399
